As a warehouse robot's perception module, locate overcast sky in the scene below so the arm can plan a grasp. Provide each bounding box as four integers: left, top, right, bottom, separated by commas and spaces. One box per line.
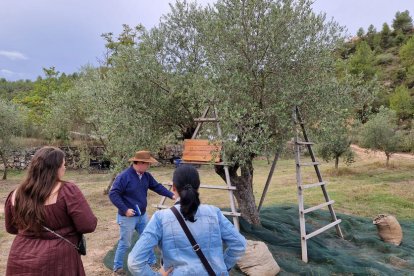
1, 0, 413, 81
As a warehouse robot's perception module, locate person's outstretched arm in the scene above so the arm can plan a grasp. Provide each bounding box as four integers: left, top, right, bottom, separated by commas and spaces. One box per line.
128, 211, 163, 276
217, 208, 247, 271
148, 173, 174, 199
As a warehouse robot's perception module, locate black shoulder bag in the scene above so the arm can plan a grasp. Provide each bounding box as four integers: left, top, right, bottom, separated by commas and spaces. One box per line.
43, 226, 86, 255
170, 206, 215, 276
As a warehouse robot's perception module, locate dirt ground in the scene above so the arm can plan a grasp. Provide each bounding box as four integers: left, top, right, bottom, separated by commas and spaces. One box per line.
350, 144, 414, 161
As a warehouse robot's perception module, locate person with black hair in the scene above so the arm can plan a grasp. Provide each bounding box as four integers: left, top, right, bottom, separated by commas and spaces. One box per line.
127, 165, 246, 276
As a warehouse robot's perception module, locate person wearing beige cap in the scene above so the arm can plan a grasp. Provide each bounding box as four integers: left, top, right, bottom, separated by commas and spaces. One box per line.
109, 150, 175, 275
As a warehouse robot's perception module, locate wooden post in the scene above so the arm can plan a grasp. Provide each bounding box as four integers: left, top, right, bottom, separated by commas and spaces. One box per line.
257, 150, 280, 212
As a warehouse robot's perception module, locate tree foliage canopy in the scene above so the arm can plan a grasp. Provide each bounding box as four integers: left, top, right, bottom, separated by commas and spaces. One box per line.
389, 85, 414, 119
0, 99, 25, 179
359, 107, 403, 166
399, 35, 414, 69
392, 10, 414, 34
349, 41, 376, 80
44, 0, 357, 224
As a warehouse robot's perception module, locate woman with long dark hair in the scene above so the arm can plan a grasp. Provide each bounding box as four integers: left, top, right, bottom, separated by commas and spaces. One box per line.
128, 165, 246, 275
4, 146, 97, 275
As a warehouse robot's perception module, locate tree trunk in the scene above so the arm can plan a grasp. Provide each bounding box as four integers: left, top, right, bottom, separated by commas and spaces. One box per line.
385, 153, 390, 167
0, 150, 7, 180
182, 126, 196, 139
103, 173, 117, 195
335, 156, 339, 170
215, 158, 260, 225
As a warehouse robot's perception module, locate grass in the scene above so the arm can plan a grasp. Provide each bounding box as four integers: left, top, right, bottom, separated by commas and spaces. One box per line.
0, 149, 413, 275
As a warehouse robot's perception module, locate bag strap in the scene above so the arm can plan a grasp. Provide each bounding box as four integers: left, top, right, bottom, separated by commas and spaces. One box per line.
170, 206, 215, 276
43, 226, 80, 250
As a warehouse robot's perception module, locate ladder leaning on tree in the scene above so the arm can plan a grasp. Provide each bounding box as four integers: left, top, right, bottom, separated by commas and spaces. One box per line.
293, 106, 344, 263
153, 105, 241, 231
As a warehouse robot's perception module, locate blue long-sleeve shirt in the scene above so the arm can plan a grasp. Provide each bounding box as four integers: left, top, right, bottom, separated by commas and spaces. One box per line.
128, 204, 247, 275
109, 166, 174, 216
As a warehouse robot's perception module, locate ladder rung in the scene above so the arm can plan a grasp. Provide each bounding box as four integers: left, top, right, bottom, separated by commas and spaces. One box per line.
194, 118, 219, 122
152, 204, 241, 217
219, 211, 241, 217
199, 184, 236, 190
304, 219, 342, 240
296, 141, 314, 145
302, 200, 335, 214
161, 182, 236, 190
298, 162, 319, 166
180, 161, 231, 166
300, 182, 326, 190
153, 204, 168, 209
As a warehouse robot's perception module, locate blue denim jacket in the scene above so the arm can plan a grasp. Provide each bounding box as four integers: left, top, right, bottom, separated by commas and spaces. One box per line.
128, 204, 247, 276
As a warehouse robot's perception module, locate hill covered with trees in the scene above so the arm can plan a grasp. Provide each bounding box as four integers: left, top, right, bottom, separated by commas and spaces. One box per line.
338, 10, 414, 123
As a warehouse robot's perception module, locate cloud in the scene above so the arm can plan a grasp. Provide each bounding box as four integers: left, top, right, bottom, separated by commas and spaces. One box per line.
0, 69, 27, 80
0, 50, 28, 60
0, 69, 15, 75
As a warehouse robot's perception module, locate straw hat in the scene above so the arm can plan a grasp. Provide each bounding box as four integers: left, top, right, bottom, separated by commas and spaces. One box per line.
128, 150, 158, 163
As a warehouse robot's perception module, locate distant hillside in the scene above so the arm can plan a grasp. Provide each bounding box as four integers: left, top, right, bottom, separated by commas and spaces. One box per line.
337, 10, 414, 122
0, 78, 34, 100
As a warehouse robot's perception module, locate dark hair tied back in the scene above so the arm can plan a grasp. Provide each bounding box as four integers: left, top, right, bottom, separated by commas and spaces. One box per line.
183, 184, 193, 190
173, 165, 200, 222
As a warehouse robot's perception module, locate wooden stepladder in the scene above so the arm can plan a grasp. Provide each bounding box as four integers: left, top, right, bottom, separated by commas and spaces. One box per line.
154, 105, 240, 231
293, 106, 344, 263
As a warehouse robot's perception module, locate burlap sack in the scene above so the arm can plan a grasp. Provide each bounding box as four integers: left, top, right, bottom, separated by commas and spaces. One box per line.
373, 214, 403, 246
237, 240, 280, 276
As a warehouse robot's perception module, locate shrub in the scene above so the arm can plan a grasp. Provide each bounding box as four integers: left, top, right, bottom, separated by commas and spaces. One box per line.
375, 53, 395, 65
389, 85, 414, 119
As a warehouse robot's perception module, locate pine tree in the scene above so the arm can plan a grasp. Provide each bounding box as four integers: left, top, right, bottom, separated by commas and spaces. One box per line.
392, 10, 413, 34
357, 27, 365, 38
380, 23, 393, 49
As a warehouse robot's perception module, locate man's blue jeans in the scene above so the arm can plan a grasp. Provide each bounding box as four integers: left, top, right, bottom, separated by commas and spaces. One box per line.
113, 213, 156, 271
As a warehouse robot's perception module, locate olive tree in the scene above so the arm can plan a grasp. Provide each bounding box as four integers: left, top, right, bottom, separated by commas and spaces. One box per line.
0, 99, 24, 179
316, 121, 355, 170
126, 0, 351, 224
43, 62, 169, 193
314, 80, 355, 170
196, 0, 350, 224
53, 0, 354, 225
359, 107, 403, 167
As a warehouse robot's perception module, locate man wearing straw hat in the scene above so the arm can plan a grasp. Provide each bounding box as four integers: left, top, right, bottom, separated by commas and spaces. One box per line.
109, 150, 175, 275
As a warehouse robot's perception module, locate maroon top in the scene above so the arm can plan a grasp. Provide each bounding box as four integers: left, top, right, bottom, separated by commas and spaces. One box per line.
5, 182, 97, 276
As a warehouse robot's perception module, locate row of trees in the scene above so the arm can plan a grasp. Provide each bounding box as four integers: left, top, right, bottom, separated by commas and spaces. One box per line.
0, 1, 412, 224
0, 68, 77, 179
355, 10, 413, 52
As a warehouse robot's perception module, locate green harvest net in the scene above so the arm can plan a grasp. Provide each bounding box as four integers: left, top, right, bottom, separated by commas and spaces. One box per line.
104, 205, 414, 275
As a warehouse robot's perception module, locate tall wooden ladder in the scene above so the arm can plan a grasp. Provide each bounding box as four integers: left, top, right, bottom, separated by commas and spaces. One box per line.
293, 106, 344, 263
154, 105, 240, 231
